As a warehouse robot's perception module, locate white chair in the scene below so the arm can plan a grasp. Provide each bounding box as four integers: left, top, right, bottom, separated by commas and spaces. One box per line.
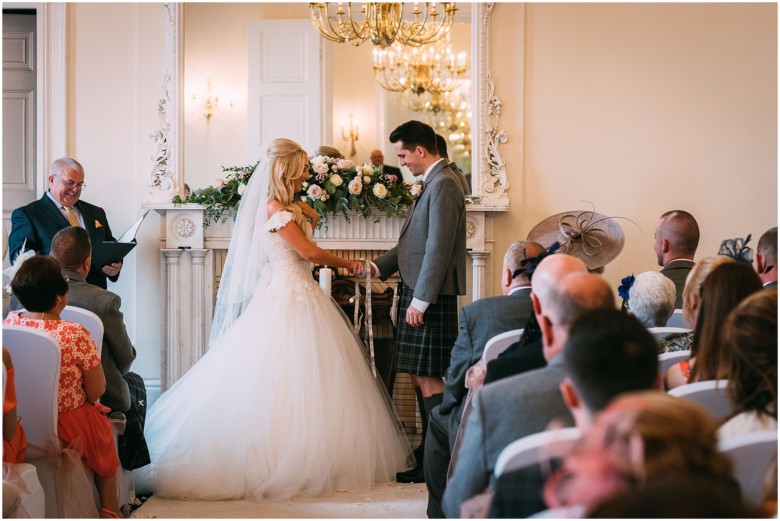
658, 350, 691, 376
668, 379, 732, 422
61, 305, 104, 355
665, 308, 686, 328
2, 358, 45, 518
718, 430, 778, 508
4, 324, 99, 518
647, 326, 690, 342
494, 427, 581, 478
483, 328, 524, 363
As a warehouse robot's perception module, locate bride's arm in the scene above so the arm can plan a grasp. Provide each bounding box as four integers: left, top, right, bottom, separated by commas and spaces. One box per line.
295, 201, 319, 230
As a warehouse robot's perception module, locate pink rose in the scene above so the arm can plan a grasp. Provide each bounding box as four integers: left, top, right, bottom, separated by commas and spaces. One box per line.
307, 184, 323, 200
348, 178, 363, 195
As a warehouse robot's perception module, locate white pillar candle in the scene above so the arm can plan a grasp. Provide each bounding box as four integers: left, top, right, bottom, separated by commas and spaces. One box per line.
319, 266, 332, 295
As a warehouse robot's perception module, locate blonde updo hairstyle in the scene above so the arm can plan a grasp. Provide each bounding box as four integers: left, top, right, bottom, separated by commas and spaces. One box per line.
266, 138, 309, 231
681, 255, 735, 328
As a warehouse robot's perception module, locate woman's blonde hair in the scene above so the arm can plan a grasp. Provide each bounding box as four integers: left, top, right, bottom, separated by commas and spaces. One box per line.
681, 255, 735, 327
266, 138, 309, 231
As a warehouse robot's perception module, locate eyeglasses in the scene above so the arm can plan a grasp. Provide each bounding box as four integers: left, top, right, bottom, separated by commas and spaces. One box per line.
55, 175, 86, 190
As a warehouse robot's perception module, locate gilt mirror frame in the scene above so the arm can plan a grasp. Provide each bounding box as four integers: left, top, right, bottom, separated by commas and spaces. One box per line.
154, 2, 509, 208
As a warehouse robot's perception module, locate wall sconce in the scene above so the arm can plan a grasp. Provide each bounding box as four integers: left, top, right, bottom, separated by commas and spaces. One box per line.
193, 79, 229, 123
340, 114, 359, 157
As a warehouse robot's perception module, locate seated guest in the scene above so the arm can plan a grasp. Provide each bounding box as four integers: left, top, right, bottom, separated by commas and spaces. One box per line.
756, 226, 778, 287
314, 145, 344, 159
3, 347, 26, 464
369, 149, 401, 176
719, 288, 778, 438
622, 271, 677, 328
49, 227, 149, 470
654, 210, 699, 307
488, 309, 660, 518
4, 256, 121, 518
8, 157, 122, 289
665, 262, 762, 389
658, 255, 735, 353
441, 265, 615, 517
423, 240, 544, 515
543, 392, 738, 517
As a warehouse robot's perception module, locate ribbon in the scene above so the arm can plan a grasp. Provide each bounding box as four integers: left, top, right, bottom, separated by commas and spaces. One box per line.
352, 260, 377, 378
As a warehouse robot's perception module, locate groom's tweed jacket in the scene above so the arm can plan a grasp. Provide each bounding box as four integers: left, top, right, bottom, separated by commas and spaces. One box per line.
374, 160, 466, 303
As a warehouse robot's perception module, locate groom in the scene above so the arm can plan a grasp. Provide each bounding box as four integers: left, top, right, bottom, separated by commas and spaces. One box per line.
373, 120, 467, 483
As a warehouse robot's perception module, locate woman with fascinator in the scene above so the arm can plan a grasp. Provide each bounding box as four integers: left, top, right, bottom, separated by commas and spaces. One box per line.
142, 138, 414, 500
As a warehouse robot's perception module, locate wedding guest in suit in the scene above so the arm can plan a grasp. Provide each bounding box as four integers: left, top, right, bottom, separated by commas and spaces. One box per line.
369, 149, 401, 176
654, 210, 699, 307
49, 227, 149, 470
488, 309, 661, 518
424, 240, 545, 517
756, 226, 777, 287
434, 134, 471, 195
372, 120, 467, 483
8, 158, 122, 289
4, 256, 121, 518
442, 265, 615, 517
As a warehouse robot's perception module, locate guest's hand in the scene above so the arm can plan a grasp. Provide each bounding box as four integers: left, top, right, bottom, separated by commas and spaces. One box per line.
406, 305, 425, 328
103, 261, 122, 278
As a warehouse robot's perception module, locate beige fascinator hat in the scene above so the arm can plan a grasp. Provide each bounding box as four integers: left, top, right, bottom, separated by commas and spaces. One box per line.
527, 209, 626, 270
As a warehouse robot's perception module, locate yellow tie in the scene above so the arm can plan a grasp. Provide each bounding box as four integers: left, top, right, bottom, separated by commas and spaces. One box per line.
63, 206, 81, 227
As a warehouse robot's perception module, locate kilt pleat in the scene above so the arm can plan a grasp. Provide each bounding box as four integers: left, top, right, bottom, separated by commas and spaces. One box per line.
395, 283, 458, 377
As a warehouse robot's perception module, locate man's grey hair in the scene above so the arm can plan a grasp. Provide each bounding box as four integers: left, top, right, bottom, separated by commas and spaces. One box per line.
628, 271, 677, 328
758, 227, 778, 264
50, 157, 84, 178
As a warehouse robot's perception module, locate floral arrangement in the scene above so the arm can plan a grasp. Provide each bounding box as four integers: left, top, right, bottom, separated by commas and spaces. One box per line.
298, 155, 419, 228
172, 164, 258, 227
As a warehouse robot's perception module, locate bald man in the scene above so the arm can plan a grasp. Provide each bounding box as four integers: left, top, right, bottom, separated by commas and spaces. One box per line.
369, 149, 401, 176
654, 210, 700, 307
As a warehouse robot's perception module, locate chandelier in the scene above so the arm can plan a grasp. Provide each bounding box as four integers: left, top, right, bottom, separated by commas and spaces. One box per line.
422, 89, 471, 159
308, 2, 457, 48
372, 38, 467, 96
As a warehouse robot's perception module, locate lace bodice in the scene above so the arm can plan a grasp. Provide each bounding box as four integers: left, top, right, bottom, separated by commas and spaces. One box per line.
261, 210, 313, 265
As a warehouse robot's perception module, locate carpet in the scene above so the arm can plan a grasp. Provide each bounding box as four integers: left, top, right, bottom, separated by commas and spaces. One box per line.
130, 482, 428, 518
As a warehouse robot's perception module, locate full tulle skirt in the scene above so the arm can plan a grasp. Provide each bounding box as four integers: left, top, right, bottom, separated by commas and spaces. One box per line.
142, 260, 414, 500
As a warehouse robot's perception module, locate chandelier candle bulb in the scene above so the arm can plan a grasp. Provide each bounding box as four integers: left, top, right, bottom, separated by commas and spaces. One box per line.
320, 266, 332, 295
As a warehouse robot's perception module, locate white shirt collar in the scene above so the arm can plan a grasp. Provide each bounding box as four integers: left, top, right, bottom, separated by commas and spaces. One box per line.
508, 285, 532, 296
422, 158, 446, 183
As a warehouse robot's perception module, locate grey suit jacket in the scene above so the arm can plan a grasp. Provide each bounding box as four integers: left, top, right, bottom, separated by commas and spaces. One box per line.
448, 161, 471, 196
440, 288, 534, 436
661, 258, 695, 308
374, 160, 466, 303
62, 269, 136, 412
442, 355, 574, 518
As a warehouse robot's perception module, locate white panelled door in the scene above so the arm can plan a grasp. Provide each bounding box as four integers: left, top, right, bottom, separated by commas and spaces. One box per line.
247, 20, 323, 160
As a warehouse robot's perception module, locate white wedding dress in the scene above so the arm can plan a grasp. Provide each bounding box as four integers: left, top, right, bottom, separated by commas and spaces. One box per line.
143, 210, 414, 500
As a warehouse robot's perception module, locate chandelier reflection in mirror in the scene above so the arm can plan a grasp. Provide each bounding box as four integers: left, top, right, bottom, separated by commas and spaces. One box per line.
372, 36, 467, 96
308, 2, 457, 48
423, 87, 472, 160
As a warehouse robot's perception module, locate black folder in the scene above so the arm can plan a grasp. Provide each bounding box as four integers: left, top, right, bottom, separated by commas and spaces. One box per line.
91, 241, 136, 267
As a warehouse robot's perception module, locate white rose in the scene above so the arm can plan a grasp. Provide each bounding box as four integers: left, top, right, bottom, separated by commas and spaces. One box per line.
210, 178, 224, 189
329, 174, 343, 187
348, 178, 363, 195
300, 196, 308, 202
311, 156, 326, 167
237, 184, 247, 196
373, 183, 388, 199
336, 159, 354, 170
302, 181, 309, 188
361, 164, 374, 175
307, 184, 323, 200
363, 176, 371, 184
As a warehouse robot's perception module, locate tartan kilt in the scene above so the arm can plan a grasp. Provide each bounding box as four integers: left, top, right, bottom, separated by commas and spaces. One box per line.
395, 283, 458, 377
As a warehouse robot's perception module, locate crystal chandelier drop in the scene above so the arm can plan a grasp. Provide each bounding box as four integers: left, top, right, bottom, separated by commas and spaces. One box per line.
423, 88, 472, 159
372, 37, 467, 96
308, 2, 457, 48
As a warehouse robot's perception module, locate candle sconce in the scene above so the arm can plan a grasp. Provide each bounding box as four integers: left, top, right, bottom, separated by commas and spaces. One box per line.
340, 114, 359, 157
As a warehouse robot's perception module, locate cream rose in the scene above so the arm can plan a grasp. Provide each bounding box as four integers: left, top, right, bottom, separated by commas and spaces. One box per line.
373, 183, 388, 199
348, 178, 363, 195
336, 159, 354, 170
363, 175, 371, 184
210, 178, 225, 189
329, 174, 343, 187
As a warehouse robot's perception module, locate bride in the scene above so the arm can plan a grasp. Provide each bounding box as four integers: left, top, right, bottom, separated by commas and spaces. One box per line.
142, 138, 414, 500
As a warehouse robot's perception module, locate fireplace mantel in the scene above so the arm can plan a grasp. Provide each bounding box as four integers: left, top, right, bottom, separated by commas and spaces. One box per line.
144, 203, 504, 388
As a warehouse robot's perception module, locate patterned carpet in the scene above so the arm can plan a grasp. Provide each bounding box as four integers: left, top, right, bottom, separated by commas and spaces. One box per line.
130, 483, 428, 518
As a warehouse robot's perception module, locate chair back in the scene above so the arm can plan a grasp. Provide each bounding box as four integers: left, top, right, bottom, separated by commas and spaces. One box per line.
718, 430, 778, 508
665, 308, 686, 328
648, 326, 690, 341
668, 379, 732, 422
61, 305, 104, 356
494, 427, 580, 477
3, 325, 61, 458
658, 350, 691, 376
483, 328, 524, 363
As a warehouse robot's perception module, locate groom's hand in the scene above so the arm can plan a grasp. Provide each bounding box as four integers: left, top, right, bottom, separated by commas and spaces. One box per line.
406, 305, 425, 328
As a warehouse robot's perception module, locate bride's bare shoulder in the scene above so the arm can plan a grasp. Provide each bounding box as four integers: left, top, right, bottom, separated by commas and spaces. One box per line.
267, 199, 284, 218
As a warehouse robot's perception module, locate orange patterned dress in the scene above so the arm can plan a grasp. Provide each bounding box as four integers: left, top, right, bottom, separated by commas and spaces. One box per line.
4, 312, 119, 477
3, 365, 27, 464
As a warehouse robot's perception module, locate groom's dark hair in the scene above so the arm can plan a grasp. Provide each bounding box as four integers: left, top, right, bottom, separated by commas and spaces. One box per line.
389, 120, 438, 155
